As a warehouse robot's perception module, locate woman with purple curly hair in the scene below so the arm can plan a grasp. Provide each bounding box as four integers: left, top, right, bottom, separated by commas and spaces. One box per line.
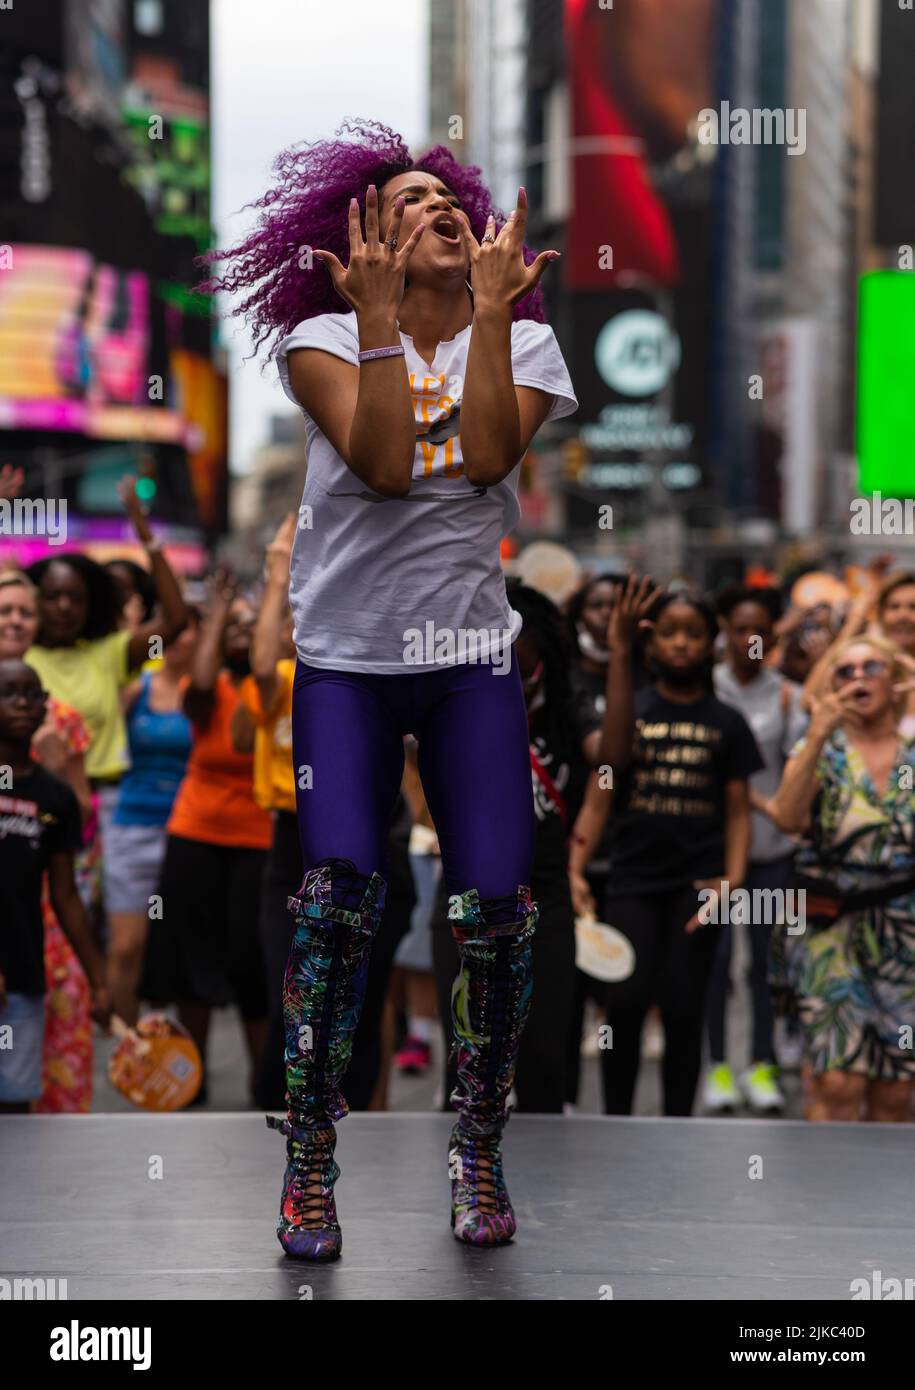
202, 118, 577, 1261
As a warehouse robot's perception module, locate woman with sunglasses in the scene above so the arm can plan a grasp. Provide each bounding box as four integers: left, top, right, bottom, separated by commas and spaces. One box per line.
770, 637, 915, 1121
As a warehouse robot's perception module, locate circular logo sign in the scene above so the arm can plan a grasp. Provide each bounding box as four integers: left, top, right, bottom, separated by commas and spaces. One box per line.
595, 310, 682, 397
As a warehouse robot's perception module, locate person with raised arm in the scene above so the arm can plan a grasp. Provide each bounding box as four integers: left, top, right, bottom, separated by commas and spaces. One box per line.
201, 120, 576, 1258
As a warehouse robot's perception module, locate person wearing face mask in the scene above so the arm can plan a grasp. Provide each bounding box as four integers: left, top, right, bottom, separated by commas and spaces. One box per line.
140, 574, 271, 1107
577, 581, 764, 1117
430, 582, 594, 1116
770, 637, 915, 1122
564, 574, 646, 1101
703, 584, 808, 1115
200, 119, 576, 1257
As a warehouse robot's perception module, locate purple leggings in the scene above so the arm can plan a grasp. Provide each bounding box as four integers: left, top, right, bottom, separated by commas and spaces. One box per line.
291, 654, 535, 898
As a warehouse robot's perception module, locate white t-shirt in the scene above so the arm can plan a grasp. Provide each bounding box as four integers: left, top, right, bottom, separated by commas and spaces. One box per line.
275, 310, 578, 673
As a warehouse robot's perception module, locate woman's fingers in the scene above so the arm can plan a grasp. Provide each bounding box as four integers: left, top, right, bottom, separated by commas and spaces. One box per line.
386, 195, 406, 249
364, 183, 380, 242
523, 248, 561, 289
313, 250, 347, 293
347, 197, 364, 255
455, 209, 480, 254
509, 186, 528, 243
398, 220, 427, 263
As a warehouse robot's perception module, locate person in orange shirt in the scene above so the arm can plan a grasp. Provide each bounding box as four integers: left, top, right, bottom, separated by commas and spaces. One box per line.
233, 517, 417, 1113
231, 519, 299, 1112
141, 571, 271, 1105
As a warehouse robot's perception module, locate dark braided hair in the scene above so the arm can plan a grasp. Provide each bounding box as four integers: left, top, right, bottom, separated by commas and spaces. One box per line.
105, 558, 157, 623
715, 582, 782, 624
27, 554, 121, 642
645, 589, 719, 691
507, 580, 574, 736
565, 572, 626, 658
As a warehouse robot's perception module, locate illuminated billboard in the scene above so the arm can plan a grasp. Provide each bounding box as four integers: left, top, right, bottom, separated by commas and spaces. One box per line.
561, 0, 717, 512
0, 243, 187, 442
857, 271, 915, 499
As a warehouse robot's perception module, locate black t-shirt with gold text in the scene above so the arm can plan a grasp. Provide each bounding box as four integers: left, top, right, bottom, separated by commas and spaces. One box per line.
606, 687, 763, 896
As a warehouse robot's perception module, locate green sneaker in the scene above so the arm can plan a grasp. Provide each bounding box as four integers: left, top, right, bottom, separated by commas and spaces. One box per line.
703, 1062, 741, 1113
739, 1062, 785, 1113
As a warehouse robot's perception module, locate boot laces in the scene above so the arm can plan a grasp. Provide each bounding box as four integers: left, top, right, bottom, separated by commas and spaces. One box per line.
287, 1127, 336, 1228
453, 1133, 504, 1214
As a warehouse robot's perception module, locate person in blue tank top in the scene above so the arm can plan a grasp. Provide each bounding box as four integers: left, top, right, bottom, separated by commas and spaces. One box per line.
104, 612, 198, 1022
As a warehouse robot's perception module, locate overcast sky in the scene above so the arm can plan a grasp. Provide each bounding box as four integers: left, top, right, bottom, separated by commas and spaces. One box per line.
211, 0, 428, 474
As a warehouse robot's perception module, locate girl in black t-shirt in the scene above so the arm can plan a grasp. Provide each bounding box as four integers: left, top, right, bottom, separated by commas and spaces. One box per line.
576, 582, 763, 1116
431, 584, 594, 1113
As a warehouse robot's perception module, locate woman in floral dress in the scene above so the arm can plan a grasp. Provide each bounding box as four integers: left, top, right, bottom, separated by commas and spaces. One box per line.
771, 635, 915, 1121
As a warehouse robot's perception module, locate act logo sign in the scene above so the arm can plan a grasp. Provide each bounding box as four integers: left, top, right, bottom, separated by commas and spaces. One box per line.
595, 310, 682, 398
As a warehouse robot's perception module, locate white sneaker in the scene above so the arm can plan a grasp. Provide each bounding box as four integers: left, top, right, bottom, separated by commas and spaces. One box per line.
739, 1062, 785, 1112
703, 1063, 741, 1113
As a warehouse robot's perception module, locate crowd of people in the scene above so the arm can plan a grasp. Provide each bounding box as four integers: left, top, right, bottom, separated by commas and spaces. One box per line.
2, 465, 915, 1128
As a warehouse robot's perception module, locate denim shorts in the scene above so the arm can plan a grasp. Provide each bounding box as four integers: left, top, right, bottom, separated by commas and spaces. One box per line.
0, 994, 45, 1102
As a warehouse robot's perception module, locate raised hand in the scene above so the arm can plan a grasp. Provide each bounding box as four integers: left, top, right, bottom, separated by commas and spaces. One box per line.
118, 475, 153, 544
264, 512, 297, 587
455, 187, 560, 312
313, 186, 426, 318
892, 651, 915, 699
204, 565, 237, 622
607, 574, 665, 654
807, 685, 863, 739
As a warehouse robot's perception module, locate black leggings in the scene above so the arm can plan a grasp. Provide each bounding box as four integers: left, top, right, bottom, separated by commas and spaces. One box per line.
601, 885, 720, 1116
432, 880, 576, 1114
704, 856, 792, 1065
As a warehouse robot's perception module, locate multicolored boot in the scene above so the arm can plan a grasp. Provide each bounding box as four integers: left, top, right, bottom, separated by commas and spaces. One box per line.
446, 885, 537, 1246
266, 858, 385, 1261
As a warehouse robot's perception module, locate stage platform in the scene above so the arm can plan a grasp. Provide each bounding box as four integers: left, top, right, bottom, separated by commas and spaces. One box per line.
2, 1113, 909, 1300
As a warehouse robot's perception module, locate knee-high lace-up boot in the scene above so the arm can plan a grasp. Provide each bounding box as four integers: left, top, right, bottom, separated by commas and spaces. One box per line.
266, 858, 385, 1261
446, 885, 537, 1246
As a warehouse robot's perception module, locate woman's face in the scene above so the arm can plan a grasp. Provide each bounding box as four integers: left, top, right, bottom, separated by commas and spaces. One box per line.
378, 171, 469, 287
580, 581, 617, 649
725, 601, 774, 674
0, 583, 39, 660
650, 600, 713, 677
830, 642, 894, 722
223, 600, 254, 666
37, 562, 89, 645
880, 583, 915, 654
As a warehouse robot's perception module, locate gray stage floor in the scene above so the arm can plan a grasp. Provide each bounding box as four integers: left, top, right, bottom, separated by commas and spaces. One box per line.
2, 1113, 909, 1300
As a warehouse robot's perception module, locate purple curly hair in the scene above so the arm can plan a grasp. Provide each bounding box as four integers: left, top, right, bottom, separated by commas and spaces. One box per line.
197, 118, 546, 365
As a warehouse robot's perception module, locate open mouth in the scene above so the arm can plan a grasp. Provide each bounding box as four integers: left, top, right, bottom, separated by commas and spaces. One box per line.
852, 685, 871, 704
429, 213, 461, 244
